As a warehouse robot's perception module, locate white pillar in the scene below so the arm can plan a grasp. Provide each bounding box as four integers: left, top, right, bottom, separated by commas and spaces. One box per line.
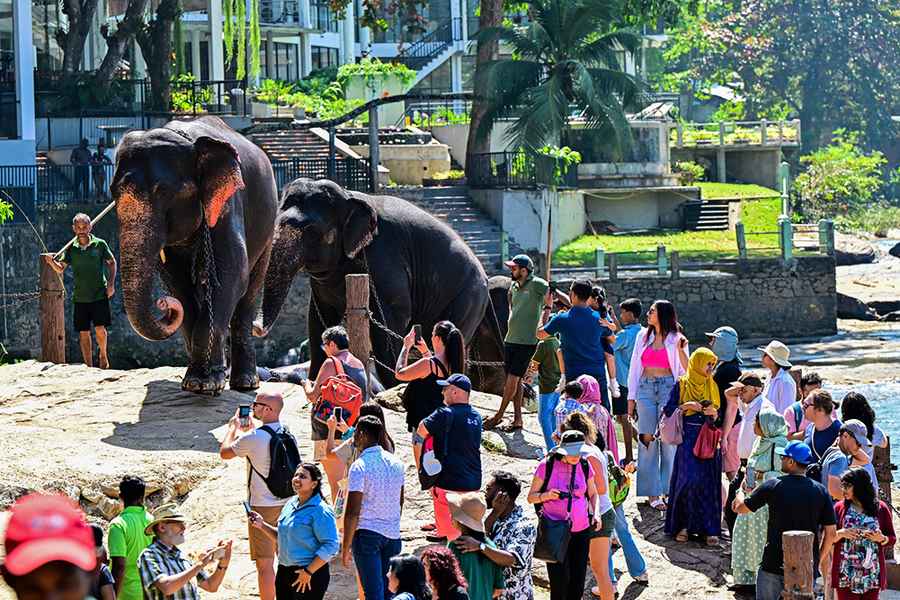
340, 1, 355, 65
450, 54, 463, 92
208, 0, 225, 80
299, 33, 312, 76
191, 28, 202, 78
13, 0, 35, 142
299, 0, 311, 29
359, 27, 371, 55
459, 0, 468, 42
450, 0, 461, 43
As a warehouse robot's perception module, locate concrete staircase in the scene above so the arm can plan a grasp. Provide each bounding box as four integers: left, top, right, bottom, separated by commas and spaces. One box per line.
695, 201, 730, 230
405, 186, 517, 275
249, 129, 332, 162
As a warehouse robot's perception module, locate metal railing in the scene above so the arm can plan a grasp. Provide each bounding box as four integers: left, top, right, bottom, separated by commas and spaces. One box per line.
395, 18, 462, 71
671, 119, 802, 148
163, 78, 250, 117
467, 151, 579, 189
271, 157, 371, 193
396, 98, 473, 128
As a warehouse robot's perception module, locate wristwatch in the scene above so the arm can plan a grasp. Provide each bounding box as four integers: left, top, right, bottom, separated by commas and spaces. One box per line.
479, 543, 486, 553
302, 566, 312, 576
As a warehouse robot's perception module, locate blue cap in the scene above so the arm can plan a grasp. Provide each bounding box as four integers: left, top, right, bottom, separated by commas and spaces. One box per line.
775, 441, 814, 465
504, 254, 534, 270
437, 373, 472, 393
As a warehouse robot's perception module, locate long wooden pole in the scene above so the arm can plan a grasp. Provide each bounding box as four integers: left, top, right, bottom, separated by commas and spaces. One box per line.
545, 190, 554, 283
53, 200, 117, 260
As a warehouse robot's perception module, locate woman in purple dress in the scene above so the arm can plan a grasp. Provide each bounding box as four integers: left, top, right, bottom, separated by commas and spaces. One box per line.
663, 347, 723, 545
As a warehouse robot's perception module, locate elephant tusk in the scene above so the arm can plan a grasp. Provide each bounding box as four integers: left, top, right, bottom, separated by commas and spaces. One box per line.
159, 248, 166, 264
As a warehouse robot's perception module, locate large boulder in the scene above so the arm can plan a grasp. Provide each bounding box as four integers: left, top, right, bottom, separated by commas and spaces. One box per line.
889, 242, 900, 259
837, 292, 879, 320
835, 233, 877, 266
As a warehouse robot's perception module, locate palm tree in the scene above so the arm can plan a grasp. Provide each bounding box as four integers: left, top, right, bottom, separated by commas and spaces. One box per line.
472, 0, 643, 154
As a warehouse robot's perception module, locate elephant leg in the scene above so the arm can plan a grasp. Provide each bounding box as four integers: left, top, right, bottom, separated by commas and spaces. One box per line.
229, 246, 271, 391
159, 258, 203, 381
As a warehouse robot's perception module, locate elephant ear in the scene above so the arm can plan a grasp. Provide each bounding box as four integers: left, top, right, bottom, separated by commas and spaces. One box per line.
195, 136, 245, 228
342, 192, 378, 259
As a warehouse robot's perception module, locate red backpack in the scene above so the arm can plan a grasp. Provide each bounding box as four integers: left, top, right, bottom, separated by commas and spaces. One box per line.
313, 358, 363, 426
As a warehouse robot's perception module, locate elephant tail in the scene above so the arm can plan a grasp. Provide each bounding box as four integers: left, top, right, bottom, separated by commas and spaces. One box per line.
468, 292, 507, 395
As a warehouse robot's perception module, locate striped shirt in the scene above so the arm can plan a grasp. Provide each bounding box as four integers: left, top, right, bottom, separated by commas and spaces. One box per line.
138, 539, 208, 600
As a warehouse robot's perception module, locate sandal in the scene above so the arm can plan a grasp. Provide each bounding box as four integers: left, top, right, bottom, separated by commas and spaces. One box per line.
420, 523, 436, 532
675, 530, 689, 543
706, 536, 719, 546
499, 423, 524, 432
649, 498, 667, 511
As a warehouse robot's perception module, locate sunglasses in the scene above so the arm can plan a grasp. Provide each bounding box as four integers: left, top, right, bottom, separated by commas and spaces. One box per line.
251, 401, 269, 409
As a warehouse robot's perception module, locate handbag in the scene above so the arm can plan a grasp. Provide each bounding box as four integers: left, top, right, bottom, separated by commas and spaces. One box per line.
657, 407, 683, 445
313, 358, 363, 426
693, 420, 722, 460
418, 410, 454, 490
533, 456, 580, 564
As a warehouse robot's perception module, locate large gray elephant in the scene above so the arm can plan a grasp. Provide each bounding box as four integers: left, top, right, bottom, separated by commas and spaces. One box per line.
111, 116, 277, 394
253, 178, 505, 391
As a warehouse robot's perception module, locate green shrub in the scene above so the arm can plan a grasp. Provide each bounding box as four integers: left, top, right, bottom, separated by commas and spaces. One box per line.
673, 161, 705, 185
170, 74, 213, 113
712, 99, 744, 122
337, 58, 415, 89
253, 79, 295, 105
432, 170, 466, 180
793, 129, 887, 220
834, 204, 900, 237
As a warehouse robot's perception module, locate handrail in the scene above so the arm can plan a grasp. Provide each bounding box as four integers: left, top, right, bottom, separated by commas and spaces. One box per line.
395, 18, 462, 70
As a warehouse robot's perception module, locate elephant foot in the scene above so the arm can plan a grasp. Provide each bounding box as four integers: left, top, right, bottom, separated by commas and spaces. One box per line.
181, 367, 227, 396
230, 371, 260, 392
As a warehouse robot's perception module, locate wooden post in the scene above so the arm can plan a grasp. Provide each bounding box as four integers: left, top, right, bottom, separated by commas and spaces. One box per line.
789, 367, 803, 400
874, 436, 895, 561
594, 247, 605, 279
656, 244, 667, 276
719, 121, 727, 146
760, 119, 768, 145
544, 198, 553, 284
782, 531, 814, 600
670, 251, 680, 280
368, 105, 380, 193
818, 219, 835, 256
735, 221, 747, 259
779, 216, 794, 264
39, 255, 66, 364
608, 253, 618, 282
676, 123, 683, 147
344, 274, 372, 367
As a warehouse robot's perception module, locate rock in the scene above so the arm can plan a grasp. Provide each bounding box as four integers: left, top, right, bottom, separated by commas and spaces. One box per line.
375, 384, 407, 412
835, 233, 877, 266
591, 220, 622, 234
481, 431, 507, 454
889, 242, 900, 259
868, 300, 900, 316
880, 310, 900, 322
837, 293, 879, 320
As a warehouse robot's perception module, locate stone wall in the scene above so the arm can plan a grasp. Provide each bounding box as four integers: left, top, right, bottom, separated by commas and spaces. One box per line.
0, 204, 310, 368
559, 256, 837, 340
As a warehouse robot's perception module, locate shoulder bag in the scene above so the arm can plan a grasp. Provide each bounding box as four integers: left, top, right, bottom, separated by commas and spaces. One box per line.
693, 419, 722, 460
658, 407, 683, 445
533, 456, 582, 564
313, 358, 363, 426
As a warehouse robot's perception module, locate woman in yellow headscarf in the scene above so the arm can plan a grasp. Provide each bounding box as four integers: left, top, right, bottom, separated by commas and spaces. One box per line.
662, 347, 723, 545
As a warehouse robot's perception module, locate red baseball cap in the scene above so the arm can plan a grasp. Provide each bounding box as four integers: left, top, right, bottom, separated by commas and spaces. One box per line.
3, 493, 96, 576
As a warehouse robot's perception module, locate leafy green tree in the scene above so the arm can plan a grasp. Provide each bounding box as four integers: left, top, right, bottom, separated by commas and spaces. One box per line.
470, 0, 642, 153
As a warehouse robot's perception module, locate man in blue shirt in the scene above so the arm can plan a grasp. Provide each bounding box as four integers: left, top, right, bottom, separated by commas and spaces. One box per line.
612, 298, 642, 464
538, 278, 611, 410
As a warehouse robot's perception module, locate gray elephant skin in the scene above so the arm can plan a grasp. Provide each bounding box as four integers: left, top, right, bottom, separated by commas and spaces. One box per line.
112, 116, 277, 394
255, 178, 505, 392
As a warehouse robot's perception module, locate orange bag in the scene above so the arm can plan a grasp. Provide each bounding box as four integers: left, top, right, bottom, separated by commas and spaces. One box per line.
313, 358, 363, 426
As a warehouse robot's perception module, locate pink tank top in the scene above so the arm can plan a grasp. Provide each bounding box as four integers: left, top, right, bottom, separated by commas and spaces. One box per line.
641, 345, 670, 369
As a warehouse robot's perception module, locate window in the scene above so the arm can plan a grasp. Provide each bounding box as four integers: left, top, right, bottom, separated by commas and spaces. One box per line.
311, 46, 339, 71
310, 2, 339, 33
272, 41, 299, 81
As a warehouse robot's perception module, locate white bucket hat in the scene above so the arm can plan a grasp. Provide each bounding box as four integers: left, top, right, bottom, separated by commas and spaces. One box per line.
757, 340, 792, 368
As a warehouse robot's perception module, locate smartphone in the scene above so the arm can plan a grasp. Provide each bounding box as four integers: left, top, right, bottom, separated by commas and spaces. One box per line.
700, 400, 712, 408
242, 501, 252, 515
238, 405, 251, 427
413, 324, 422, 344
333, 406, 344, 422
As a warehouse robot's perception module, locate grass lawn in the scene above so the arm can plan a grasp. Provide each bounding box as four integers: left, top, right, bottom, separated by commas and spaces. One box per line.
554, 184, 784, 265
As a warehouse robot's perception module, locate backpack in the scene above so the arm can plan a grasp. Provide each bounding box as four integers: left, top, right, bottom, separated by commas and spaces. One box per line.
534, 454, 591, 516
249, 425, 302, 499
313, 357, 363, 427
607, 452, 630, 507
805, 432, 840, 484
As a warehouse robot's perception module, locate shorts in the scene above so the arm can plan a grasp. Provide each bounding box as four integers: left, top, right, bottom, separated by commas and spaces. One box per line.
612, 385, 629, 416
248, 505, 284, 560
504, 342, 537, 378
590, 508, 617, 538
73, 298, 111, 332
722, 426, 741, 474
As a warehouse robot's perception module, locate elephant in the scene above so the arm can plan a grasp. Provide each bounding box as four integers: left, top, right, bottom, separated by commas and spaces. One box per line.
253, 178, 505, 392
111, 116, 277, 394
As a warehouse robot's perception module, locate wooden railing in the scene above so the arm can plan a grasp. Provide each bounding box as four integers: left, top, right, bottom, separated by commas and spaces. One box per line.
671, 119, 801, 148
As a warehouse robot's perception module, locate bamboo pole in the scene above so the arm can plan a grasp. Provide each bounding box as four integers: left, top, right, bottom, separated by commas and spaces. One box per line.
53, 200, 117, 260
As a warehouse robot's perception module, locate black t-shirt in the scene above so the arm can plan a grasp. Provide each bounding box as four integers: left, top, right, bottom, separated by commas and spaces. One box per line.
744, 474, 837, 575
807, 420, 842, 460
713, 360, 742, 428
423, 403, 482, 491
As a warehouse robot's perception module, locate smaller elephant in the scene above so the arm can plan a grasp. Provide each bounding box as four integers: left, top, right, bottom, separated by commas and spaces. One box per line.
112, 116, 278, 394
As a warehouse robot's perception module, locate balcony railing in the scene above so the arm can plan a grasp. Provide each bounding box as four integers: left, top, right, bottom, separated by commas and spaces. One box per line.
671, 119, 801, 148
395, 18, 462, 71
467, 151, 579, 190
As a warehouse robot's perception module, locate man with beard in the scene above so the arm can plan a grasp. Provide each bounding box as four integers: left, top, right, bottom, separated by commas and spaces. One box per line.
138, 504, 232, 600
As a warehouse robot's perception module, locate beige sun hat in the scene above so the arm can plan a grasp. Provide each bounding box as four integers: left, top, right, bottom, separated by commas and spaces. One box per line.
446, 492, 486, 533
757, 340, 792, 368
143, 503, 188, 535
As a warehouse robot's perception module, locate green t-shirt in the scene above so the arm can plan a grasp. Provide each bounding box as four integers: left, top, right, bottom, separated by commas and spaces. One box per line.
63, 235, 114, 303
531, 336, 561, 394
450, 538, 505, 600
107, 506, 154, 600
505, 275, 549, 345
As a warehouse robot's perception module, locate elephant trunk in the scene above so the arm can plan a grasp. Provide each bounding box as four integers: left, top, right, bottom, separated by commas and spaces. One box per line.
255, 227, 302, 337
119, 221, 184, 341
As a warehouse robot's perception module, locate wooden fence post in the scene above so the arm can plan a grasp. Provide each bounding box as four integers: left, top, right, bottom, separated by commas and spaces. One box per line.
608, 253, 618, 282
670, 251, 680, 280
39, 255, 66, 364
656, 244, 667, 276
779, 216, 793, 264
760, 119, 768, 145
594, 247, 605, 279
782, 530, 814, 600
500, 231, 509, 264
874, 436, 894, 563
345, 274, 372, 368
818, 219, 835, 256
735, 221, 747, 259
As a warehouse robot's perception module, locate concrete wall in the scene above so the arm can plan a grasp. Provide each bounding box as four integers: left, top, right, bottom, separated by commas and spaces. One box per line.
559, 256, 837, 340
0, 204, 310, 368
671, 146, 783, 189
584, 188, 698, 230
430, 121, 516, 166
470, 188, 586, 254
344, 74, 408, 126
352, 143, 451, 185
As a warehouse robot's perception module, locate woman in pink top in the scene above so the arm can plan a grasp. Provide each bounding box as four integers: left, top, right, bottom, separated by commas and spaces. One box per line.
626, 300, 689, 510
575, 374, 620, 465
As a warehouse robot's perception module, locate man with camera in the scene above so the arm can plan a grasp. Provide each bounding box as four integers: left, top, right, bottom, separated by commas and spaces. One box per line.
219, 392, 289, 600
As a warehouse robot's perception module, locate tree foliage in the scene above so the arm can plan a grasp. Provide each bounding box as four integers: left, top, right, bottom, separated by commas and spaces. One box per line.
328, 0, 429, 36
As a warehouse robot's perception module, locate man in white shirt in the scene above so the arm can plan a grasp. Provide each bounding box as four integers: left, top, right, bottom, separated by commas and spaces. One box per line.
725, 373, 776, 461
757, 340, 797, 413
219, 392, 288, 600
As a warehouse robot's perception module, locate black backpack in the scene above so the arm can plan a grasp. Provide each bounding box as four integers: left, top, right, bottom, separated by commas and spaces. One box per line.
249, 425, 302, 499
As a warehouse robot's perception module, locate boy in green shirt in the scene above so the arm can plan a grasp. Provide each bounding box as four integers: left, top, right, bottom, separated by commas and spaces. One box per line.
447, 492, 505, 600
107, 476, 153, 600
529, 330, 564, 452
45, 213, 116, 368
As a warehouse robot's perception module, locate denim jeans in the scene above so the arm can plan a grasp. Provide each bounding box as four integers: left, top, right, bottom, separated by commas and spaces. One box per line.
539, 391, 560, 451
608, 503, 647, 582
352, 529, 402, 600
755, 570, 784, 600
635, 375, 676, 497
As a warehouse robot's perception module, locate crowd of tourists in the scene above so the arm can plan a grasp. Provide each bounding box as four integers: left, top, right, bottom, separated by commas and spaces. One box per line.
4, 252, 897, 600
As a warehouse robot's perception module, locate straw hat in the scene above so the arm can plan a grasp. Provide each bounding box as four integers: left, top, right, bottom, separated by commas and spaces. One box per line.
143, 503, 188, 535
446, 492, 486, 533
757, 340, 792, 368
